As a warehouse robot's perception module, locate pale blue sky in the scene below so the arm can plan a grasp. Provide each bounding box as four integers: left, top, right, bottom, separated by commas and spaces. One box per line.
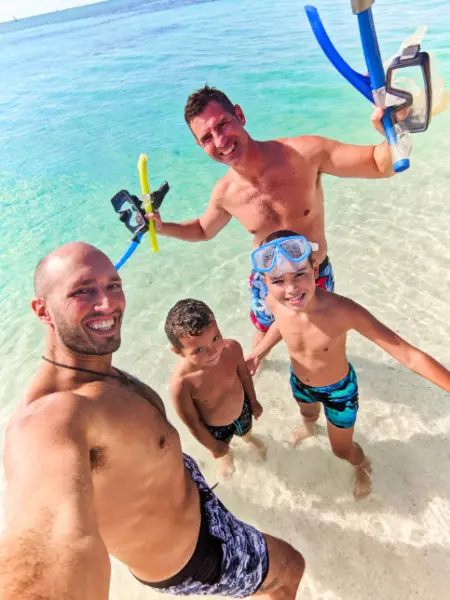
0, 0, 103, 22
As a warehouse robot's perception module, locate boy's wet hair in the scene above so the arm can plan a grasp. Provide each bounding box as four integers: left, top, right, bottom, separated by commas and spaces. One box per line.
165, 298, 215, 351
260, 230, 314, 266
184, 84, 235, 127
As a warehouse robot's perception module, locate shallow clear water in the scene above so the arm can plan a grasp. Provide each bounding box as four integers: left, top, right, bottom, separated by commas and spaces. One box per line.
1, 1, 449, 598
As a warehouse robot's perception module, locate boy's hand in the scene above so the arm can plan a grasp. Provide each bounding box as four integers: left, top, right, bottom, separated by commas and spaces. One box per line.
251, 401, 263, 420
245, 353, 261, 377
211, 441, 229, 459
145, 211, 163, 232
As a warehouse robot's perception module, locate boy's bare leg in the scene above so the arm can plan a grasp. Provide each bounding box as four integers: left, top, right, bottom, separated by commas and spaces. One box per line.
326, 422, 372, 500
242, 431, 268, 460
289, 403, 321, 448
253, 533, 305, 600
216, 448, 235, 480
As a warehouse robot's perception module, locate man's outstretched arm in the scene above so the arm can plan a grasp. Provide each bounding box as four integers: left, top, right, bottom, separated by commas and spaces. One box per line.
147, 183, 232, 242
0, 393, 111, 600
300, 107, 408, 179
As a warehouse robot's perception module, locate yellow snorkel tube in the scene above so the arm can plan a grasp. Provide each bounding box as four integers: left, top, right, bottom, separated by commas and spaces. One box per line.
137, 153, 159, 253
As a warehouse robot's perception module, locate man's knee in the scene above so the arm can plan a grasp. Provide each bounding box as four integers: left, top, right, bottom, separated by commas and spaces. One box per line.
259, 535, 305, 596
289, 546, 306, 585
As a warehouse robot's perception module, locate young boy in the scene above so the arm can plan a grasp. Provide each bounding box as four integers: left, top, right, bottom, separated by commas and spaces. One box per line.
249, 230, 450, 500
165, 298, 266, 479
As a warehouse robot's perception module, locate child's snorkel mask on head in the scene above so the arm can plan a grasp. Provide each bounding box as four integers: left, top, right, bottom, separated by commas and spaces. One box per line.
251, 236, 319, 277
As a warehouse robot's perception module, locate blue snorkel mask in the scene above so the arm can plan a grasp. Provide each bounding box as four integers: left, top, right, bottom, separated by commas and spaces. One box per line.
305, 0, 434, 173
110, 182, 169, 271
251, 236, 319, 276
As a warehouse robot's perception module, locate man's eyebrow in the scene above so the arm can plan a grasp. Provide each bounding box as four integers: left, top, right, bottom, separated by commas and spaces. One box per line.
72, 278, 96, 287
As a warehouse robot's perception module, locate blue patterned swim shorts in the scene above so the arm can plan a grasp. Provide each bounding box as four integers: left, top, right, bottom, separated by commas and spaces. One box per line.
290, 364, 359, 429
133, 454, 269, 597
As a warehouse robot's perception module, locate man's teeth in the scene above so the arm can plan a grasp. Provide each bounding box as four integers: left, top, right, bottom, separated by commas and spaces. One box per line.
221, 142, 236, 156
88, 319, 114, 331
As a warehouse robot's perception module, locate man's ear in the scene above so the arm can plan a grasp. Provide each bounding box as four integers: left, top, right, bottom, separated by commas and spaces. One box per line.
31, 297, 53, 326
234, 104, 246, 126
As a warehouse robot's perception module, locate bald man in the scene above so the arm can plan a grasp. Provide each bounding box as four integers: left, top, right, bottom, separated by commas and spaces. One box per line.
1, 242, 305, 600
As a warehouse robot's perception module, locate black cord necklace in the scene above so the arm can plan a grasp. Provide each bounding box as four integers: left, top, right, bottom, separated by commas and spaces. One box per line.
41, 355, 126, 381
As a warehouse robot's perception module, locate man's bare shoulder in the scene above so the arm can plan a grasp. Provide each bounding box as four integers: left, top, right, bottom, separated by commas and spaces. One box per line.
211, 174, 234, 203
9, 392, 86, 437
4, 392, 87, 473
281, 135, 328, 159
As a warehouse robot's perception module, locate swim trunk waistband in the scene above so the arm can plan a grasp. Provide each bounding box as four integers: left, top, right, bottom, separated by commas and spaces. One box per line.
290, 364, 359, 429
249, 255, 335, 333
202, 394, 253, 443
132, 454, 269, 597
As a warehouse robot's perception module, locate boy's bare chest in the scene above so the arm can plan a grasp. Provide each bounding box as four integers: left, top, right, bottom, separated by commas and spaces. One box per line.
281, 318, 342, 357
191, 363, 239, 404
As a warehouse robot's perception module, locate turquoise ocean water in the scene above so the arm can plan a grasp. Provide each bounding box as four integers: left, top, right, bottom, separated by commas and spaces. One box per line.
1, 1, 450, 598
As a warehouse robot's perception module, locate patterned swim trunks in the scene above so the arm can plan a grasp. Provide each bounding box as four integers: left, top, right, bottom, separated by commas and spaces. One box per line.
133, 454, 269, 597
250, 255, 335, 332
290, 364, 359, 429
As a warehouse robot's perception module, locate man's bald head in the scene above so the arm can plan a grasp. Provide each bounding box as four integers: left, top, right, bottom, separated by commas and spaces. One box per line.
32, 242, 125, 356
33, 242, 114, 298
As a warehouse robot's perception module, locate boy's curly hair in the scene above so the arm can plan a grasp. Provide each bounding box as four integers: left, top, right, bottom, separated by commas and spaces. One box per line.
165, 299, 215, 351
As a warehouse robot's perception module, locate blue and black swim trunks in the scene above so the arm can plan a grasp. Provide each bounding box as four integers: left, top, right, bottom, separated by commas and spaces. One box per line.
132, 454, 269, 597
290, 364, 359, 429
202, 394, 253, 443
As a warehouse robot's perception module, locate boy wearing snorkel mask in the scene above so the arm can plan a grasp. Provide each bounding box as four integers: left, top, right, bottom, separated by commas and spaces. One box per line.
165, 299, 266, 480
249, 230, 450, 500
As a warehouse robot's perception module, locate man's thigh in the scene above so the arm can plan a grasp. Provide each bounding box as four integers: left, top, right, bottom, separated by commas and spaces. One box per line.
253, 533, 305, 597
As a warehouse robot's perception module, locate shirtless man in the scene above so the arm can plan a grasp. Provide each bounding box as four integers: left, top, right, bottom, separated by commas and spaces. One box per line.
147, 85, 399, 354
1, 242, 304, 599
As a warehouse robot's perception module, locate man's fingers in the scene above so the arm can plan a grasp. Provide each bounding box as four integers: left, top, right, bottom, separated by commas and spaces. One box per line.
396, 107, 410, 121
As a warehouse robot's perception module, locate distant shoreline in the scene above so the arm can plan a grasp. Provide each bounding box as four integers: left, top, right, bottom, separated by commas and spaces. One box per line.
0, 0, 105, 24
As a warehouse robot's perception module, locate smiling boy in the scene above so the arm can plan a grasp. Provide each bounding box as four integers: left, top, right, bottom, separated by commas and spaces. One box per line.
166, 299, 266, 479
249, 230, 450, 499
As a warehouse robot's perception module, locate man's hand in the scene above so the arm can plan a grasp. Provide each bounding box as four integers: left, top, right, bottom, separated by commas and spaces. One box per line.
211, 441, 230, 459
145, 211, 163, 232
371, 106, 410, 137
250, 400, 263, 420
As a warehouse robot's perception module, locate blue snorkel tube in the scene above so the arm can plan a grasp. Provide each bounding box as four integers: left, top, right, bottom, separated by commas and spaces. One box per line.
114, 233, 143, 271
305, 0, 429, 173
